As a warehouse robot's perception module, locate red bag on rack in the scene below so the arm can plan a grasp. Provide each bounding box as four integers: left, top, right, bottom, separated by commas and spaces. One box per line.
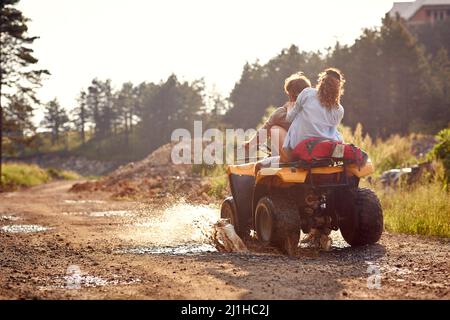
291, 137, 368, 167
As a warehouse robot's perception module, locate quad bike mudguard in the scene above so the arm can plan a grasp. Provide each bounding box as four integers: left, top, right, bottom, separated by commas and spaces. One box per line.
227, 163, 256, 234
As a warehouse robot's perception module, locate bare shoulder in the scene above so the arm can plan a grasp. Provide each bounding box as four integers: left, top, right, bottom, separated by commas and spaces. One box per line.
271, 106, 287, 119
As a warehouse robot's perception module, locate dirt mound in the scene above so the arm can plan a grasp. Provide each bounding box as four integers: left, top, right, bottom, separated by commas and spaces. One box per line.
70, 142, 217, 203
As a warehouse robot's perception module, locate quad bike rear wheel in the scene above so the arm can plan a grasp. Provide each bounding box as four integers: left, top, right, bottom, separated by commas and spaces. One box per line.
220, 196, 240, 233
339, 188, 383, 246
255, 195, 300, 255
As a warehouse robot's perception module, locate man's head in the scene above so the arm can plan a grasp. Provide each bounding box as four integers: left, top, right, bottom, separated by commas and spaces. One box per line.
284, 72, 312, 102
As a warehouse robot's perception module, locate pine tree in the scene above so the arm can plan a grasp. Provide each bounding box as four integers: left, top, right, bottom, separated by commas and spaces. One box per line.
86, 79, 101, 138
86, 79, 115, 139
139, 75, 204, 151
3, 95, 35, 155
114, 82, 135, 146
72, 90, 88, 145
41, 99, 69, 145
428, 48, 450, 130
0, 0, 49, 184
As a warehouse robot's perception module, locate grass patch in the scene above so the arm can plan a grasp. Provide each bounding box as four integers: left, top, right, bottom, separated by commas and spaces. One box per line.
1, 163, 81, 191
340, 123, 420, 176
376, 180, 450, 237
208, 172, 228, 198
1, 163, 51, 191
193, 164, 229, 199
46, 167, 81, 180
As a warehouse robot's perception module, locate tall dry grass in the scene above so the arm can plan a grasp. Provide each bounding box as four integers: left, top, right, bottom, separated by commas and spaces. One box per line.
340, 123, 420, 175
374, 179, 450, 237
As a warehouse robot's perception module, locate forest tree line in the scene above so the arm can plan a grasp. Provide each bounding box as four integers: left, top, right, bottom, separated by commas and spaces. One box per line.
226, 15, 450, 137
2, 0, 450, 161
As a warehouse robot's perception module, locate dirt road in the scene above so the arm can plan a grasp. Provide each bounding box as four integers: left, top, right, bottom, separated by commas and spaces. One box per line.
0, 181, 448, 299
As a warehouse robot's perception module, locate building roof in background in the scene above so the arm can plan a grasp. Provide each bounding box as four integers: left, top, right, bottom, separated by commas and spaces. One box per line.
389, 0, 450, 19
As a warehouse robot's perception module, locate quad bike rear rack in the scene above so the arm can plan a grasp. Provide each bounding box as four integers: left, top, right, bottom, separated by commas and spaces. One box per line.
277, 158, 351, 188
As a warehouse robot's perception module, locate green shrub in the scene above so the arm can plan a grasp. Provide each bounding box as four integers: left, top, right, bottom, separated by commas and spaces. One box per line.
428, 128, 450, 185
191, 163, 229, 198
1, 163, 51, 191
208, 174, 228, 198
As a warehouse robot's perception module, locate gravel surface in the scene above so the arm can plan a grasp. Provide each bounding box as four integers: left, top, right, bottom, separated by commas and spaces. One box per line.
0, 181, 448, 299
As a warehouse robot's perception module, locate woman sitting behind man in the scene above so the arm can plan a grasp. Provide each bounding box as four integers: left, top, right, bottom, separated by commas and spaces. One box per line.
246, 68, 345, 164
244, 72, 311, 158
281, 68, 345, 162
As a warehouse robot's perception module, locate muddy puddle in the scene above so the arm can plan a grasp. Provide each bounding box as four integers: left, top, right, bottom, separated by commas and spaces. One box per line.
63, 210, 134, 217
0, 215, 21, 221
64, 200, 106, 204
40, 267, 140, 290
117, 243, 217, 255
0, 224, 51, 233
60, 274, 140, 289
2, 192, 16, 198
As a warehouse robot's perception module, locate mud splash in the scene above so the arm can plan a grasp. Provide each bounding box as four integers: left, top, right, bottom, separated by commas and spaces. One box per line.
120, 201, 221, 254
211, 219, 248, 253
126, 202, 219, 246
0, 224, 51, 233
329, 231, 350, 249
119, 201, 350, 255
298, 230, 349, 251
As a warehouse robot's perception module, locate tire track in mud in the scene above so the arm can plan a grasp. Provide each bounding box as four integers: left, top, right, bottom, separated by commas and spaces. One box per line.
0, 181, 448, 299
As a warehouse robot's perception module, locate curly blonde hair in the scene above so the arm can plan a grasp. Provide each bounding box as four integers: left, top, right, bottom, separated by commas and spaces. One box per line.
317, 68, 345, 109
284, 72, 311, 102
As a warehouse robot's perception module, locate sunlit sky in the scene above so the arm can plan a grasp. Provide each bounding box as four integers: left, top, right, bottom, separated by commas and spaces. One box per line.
18, 0, 405, 115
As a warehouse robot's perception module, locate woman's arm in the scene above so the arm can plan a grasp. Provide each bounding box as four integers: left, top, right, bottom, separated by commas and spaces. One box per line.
286, 89, 308, 122
329, 105, 344, 126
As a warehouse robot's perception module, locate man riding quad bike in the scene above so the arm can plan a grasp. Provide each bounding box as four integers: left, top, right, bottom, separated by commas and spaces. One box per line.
220, 138, 383, 255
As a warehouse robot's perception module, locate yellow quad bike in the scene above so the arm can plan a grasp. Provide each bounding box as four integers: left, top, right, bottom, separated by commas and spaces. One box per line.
220, 152, 383, 254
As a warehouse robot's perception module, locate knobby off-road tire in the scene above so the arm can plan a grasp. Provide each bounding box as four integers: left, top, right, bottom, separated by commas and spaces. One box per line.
255, 195, 300, 256
339, 188, 383, 246
220, 197, 241, 235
